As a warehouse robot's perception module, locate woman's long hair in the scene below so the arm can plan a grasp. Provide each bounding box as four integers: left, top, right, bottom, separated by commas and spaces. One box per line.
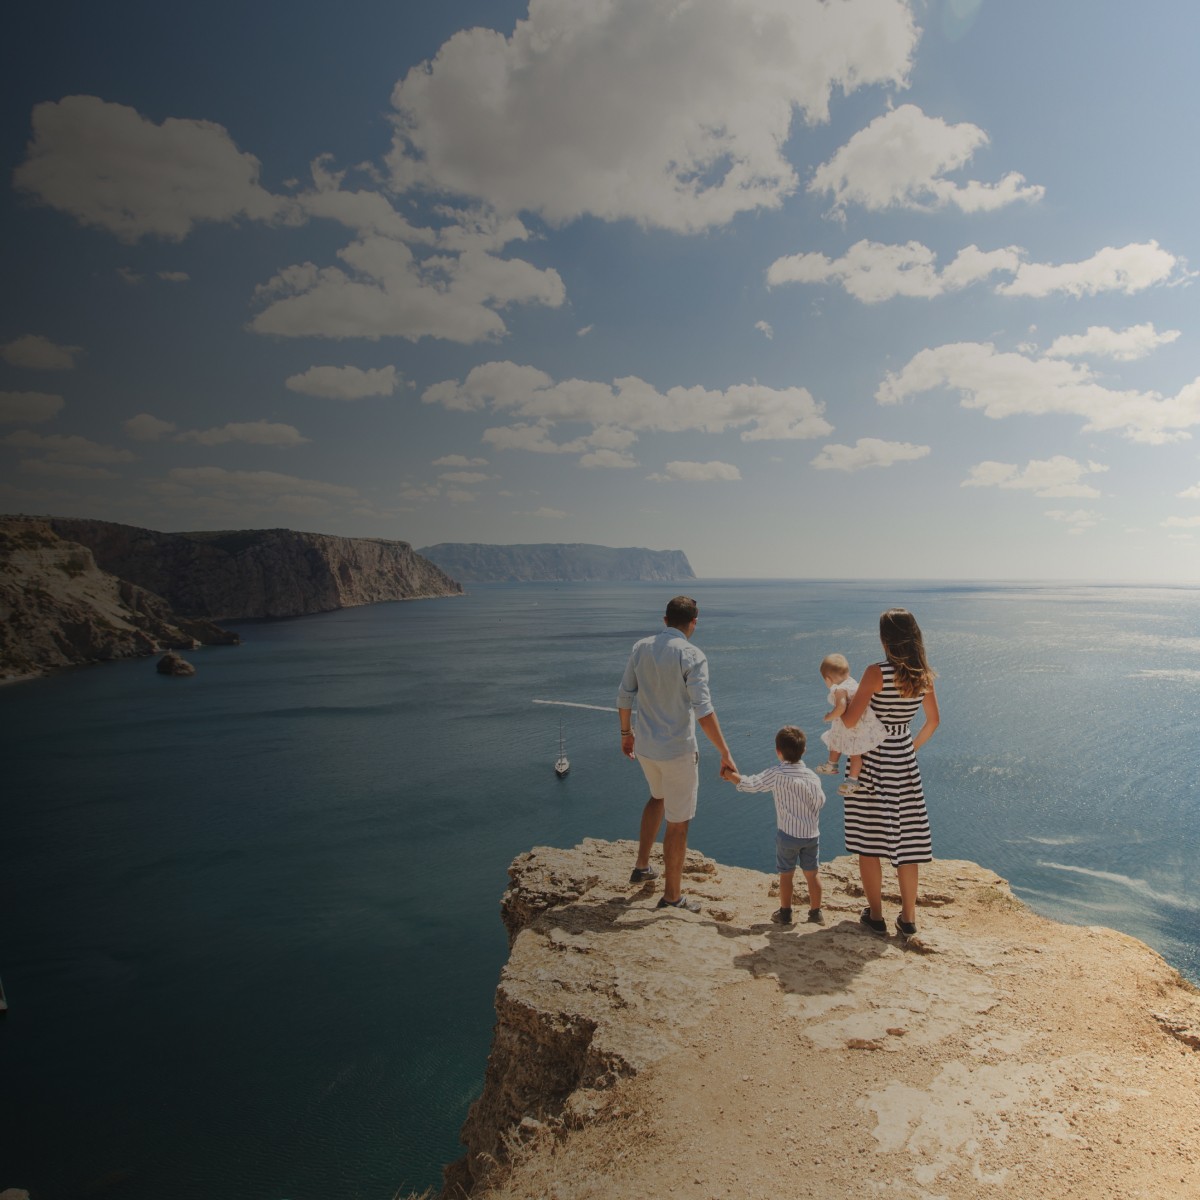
879, 608, 936, 698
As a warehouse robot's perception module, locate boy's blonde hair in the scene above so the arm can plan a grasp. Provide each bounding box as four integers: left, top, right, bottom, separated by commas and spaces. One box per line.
820, 653, 850, 680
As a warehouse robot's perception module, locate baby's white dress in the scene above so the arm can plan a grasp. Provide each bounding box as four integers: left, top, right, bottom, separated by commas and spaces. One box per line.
820, 676, 887, 756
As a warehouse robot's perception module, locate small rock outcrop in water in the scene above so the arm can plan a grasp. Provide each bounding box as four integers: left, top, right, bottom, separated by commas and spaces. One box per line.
46, 517, 463, 620
417, 542, 695, 583
444, 839, 1200, 1199
0, 518, 239, 680
156, 652, 195, 676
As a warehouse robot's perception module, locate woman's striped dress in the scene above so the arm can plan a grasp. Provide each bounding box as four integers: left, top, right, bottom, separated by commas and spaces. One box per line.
843, 661, 932, 866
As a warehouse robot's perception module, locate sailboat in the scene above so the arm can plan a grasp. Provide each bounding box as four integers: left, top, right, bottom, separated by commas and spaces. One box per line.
554, 721, 570, 777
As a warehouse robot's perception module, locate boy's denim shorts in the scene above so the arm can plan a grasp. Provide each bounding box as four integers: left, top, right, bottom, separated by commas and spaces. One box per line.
776, 830, 820, 874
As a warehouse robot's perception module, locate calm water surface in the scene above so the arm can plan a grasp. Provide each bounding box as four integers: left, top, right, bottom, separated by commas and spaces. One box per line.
1, 580, 1197, 1197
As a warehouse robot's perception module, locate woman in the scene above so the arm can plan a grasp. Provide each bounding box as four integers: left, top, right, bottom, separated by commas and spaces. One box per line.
840, 608, 940, 939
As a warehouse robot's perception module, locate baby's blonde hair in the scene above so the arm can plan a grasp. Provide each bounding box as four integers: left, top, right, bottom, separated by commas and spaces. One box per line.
820, 653, 850, 680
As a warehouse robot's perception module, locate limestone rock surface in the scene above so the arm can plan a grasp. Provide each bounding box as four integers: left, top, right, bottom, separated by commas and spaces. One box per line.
47, 517, 462, 619
0, 518, 239, 679
447, 839, 1200, 1200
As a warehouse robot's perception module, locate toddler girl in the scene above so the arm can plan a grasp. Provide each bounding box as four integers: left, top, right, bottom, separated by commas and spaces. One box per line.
816, 653, 886, 796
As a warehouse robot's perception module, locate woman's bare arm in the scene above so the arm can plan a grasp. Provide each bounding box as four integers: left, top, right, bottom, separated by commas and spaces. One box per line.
841, 663, 882, 728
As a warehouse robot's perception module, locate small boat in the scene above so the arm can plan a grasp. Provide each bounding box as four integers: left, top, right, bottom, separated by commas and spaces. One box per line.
554, 722, 570, 777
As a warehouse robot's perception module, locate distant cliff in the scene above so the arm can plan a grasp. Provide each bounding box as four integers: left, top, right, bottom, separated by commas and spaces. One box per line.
417, 543, 695, 583
0, 518, 238, 679
45, 518, 463, 620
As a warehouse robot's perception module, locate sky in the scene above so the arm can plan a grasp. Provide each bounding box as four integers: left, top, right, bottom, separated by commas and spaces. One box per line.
3, 0, 1200, 581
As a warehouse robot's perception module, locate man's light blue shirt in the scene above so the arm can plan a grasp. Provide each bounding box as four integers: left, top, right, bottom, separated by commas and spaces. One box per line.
617, 628, 713, 761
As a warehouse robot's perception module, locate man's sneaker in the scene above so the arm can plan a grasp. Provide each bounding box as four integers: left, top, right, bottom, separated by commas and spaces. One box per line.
657, 895, 701, 913
814, 761, 838, 775
770, 907, 794, 925
629, 865, 660, 884
860, 908, 888, 935
806, 908, 825, 924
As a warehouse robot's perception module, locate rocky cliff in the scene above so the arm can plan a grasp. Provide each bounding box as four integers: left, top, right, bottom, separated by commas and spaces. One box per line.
0, 518, 239, 679
445, 839, 1200, 1200
45, 518, 462, 619
417, 543, 695, 583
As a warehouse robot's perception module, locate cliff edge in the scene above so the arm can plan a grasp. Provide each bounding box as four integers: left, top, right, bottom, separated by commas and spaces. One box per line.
45, 518, 463, 619
447, 839, 1200, 1199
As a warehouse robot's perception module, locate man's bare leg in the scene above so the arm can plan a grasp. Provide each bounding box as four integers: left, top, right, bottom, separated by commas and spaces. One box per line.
636, 796, 665, 870
661, 818, 689, 902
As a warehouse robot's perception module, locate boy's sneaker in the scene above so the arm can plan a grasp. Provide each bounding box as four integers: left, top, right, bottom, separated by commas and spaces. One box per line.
806, 908, 825, 924
770, 907, 794, 925
859, 908, 888, 936
814, 762, 838, 775
629, 865, 660, 884
837, 778, 874, 796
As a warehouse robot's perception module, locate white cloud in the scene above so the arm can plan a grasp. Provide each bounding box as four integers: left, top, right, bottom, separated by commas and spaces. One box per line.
1, 334, 83, 370
438, 470, 490, 484
768, 239, 1021, 302
285, 364, 400, 399
577, 325, 594, 337
2, 430, 134, 463
755, 320, 774, 339
117, 267, 144, 285
877, 341, 1200, 444
809, 104, 1043, 215
1163, 515, 1200, 528
996, 241, 1180, 298
432, 454, 487, 468
579, 448, 639, 469
523, 506, 567, 519
124, 413, 178, 441
647, 460, 741, 483
962, 456, 1107, 498
19, 458, 120, 480
250, 237, 565, 343
1178, 483, 1200, 500
149, 467, 359, 519
386, 0, 917, 233
0, 391, 65, 423
14, 96, 288, 242
177, 421, 309, 447
1044, 323, 1181, 362
810, 438, 930, 471
1045, 508, 1101, 534
429, 362, 833, 443
443, 488, 476, 503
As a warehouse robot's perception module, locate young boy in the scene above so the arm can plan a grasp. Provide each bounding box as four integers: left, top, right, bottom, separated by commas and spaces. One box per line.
721, 725, 825, 926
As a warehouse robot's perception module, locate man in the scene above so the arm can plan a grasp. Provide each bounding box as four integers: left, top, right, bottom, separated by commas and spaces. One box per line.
617, 595, 736, 911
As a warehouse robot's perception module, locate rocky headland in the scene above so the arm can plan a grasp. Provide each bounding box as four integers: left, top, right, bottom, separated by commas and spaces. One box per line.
444, 839, 1200, 1200
47, 517, 463, 619
1, 516, 463, 679
418, 543, 695, 583
0, 518, 238, 679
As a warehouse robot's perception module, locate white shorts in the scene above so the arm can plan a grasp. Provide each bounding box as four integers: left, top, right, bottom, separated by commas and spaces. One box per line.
637, 752, 699, 823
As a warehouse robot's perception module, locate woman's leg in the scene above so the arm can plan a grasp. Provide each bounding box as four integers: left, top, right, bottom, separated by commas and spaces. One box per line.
897, 862, 919, 924
859, 854, 883, 920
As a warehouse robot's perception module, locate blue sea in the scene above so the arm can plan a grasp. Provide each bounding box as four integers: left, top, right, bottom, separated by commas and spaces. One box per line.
2, 580, 1198, 1198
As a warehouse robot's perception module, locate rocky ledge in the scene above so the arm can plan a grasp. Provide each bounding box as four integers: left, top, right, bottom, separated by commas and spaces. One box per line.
446, 839, 1200, 1200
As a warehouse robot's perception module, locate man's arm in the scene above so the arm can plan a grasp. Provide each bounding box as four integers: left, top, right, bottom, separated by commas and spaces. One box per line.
617, 650, 638, 759
697, 711, 736, 775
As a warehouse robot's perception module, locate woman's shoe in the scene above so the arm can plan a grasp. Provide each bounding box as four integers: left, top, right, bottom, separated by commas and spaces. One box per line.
859, 908, 888, 935
896, 917, 918, 940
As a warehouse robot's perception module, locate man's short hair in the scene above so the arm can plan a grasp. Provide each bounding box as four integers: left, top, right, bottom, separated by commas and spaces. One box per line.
665, 595, 699, 628
775, 725, 806, 763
